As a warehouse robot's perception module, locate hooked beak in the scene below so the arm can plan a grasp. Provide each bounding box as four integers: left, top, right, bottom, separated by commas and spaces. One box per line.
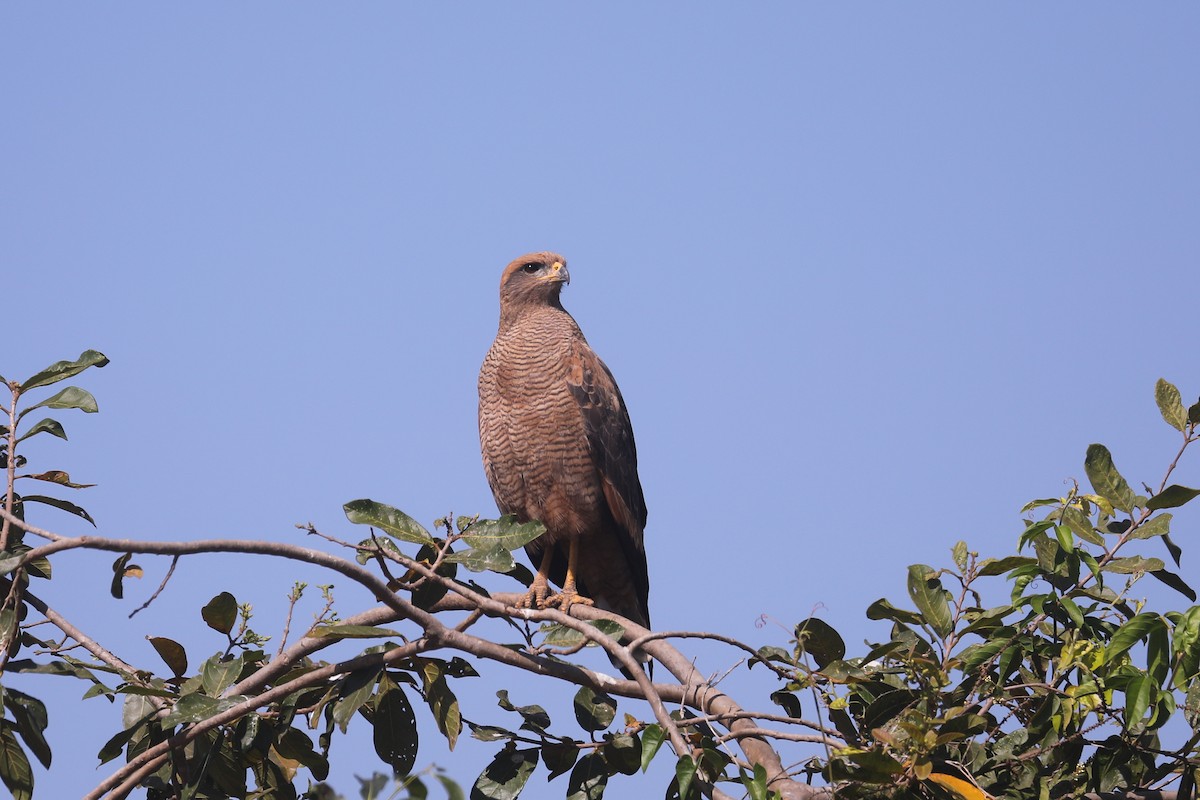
549, 261, 570, 285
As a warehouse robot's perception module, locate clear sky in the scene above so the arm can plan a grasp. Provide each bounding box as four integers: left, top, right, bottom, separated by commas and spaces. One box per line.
4, 5, 1199, 799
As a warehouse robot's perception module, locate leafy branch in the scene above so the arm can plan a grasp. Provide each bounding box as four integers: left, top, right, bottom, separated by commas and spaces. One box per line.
2, 351, 1199, 800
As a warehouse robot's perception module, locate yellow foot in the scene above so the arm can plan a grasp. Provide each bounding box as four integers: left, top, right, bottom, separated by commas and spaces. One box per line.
521, 573, 554, 610
542, 589, 594, 615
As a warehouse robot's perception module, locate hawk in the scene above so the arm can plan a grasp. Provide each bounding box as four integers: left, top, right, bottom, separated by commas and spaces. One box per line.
478, 252, 650, 635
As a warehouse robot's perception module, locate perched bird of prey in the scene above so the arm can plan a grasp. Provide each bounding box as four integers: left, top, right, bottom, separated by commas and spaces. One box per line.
478, 252, 650, 636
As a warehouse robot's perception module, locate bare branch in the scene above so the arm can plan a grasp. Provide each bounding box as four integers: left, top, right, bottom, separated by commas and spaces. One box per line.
128, 554, 178, 618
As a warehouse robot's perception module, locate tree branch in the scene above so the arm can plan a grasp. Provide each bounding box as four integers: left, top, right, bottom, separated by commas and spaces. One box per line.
2, 511, 819, 798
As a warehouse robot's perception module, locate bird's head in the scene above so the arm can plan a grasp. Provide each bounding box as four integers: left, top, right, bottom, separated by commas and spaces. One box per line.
498, 252, 570, 311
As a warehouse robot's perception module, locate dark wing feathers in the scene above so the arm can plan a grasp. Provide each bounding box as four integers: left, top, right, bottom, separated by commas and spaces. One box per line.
566, 340, 649, 603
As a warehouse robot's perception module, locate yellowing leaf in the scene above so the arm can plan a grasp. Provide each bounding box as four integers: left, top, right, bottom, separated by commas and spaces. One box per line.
928, 772, 992, 800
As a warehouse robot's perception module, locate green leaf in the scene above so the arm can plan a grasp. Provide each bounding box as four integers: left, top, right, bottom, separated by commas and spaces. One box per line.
0, 554, 22, 578
443, 657, 479, 678
333, 667, 381, 733
794, 617, 845, 669
566, 752, 607, 800
201, 654, 244, 697
1147, 485, 1200, 511
148, 636, 188, 676
445, 546, 515, 574
975, 555, 1038, 577
1058, 596, 1085, 629
1186, 680, 1200, 729
3, 690, 50, 770
1163, 532, 1184, 567
573, 686, 616, 732
5, 658, 113, 696
22, 470, 95, 489
0, 543, 50, 580
470, 746, 538, 800
541, 619, 625, 650
495, 689, 550, 732
469, 725, 513, 743
1020, 497, 1063, 513
1105, 556, 1165, 574
1053, 523, 1074, 551
956, 605, 1013, 637
750, 645, 792, 669
1131, 513, 1172, 540
1148, 620, 1171, 685
1084, 444, 1136, 513
1170, 607, 1200, 685
344, 499, 434, 545
1105, 614, 1164, 665
1059, 505, 1104, 545
309, 625, 403, 640
372, 686, 418, 777
675, 754, 697, 800
123, 693, 158, 730
640, 724, 664, 772
1151, 569, 1197, 602
829, 748, 905, 782
865, 598, 923, 625
819, 659, 868, 683
951, 540, 968, 572
420, 661, 462, 750
436, 773, 467, 800
275, 726, 330, 780
201, 592, 238, 635
15, 418, 67, 444
21, 494, 94, 525
97, 717, 148, 765
460, 517, 545, 551
0, 725, 34, 800
17, 386, 99, 421
110, 553, 138, 599
542, 740, 580, 780
20, 350, 109, 392
1156, 378, 1188, 432
1018, 520, 1055, 552
606, 733, 641, 776
862, 688, 920, 731
741, 764, 770, 800
410, 541, 457, 611
769, 690, 803, 718
161, 693, 245, 726
907, 564, 953, 637
1124, 674, 1154, 731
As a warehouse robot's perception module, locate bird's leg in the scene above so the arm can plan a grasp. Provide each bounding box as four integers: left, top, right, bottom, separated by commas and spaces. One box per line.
522, 547, 555, 610
544, 539, 593, 614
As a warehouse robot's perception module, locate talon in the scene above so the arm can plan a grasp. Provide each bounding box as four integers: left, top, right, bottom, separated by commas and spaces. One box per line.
544, 589, 594, 615
521, 569, 553, 610
518, 543, 595, 615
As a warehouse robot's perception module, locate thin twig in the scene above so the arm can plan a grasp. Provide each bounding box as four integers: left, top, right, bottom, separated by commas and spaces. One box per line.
128, 554, 179, 618
1, 382, 20, 551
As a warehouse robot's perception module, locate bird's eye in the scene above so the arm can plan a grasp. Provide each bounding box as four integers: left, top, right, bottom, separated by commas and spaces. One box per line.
521, 263, 541, 274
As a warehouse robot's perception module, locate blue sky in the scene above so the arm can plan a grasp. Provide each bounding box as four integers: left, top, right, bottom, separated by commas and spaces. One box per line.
4, 5, 1199, 798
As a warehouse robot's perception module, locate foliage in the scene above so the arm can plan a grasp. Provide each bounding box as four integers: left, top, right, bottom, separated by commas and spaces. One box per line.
2, 353, 1200, 800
